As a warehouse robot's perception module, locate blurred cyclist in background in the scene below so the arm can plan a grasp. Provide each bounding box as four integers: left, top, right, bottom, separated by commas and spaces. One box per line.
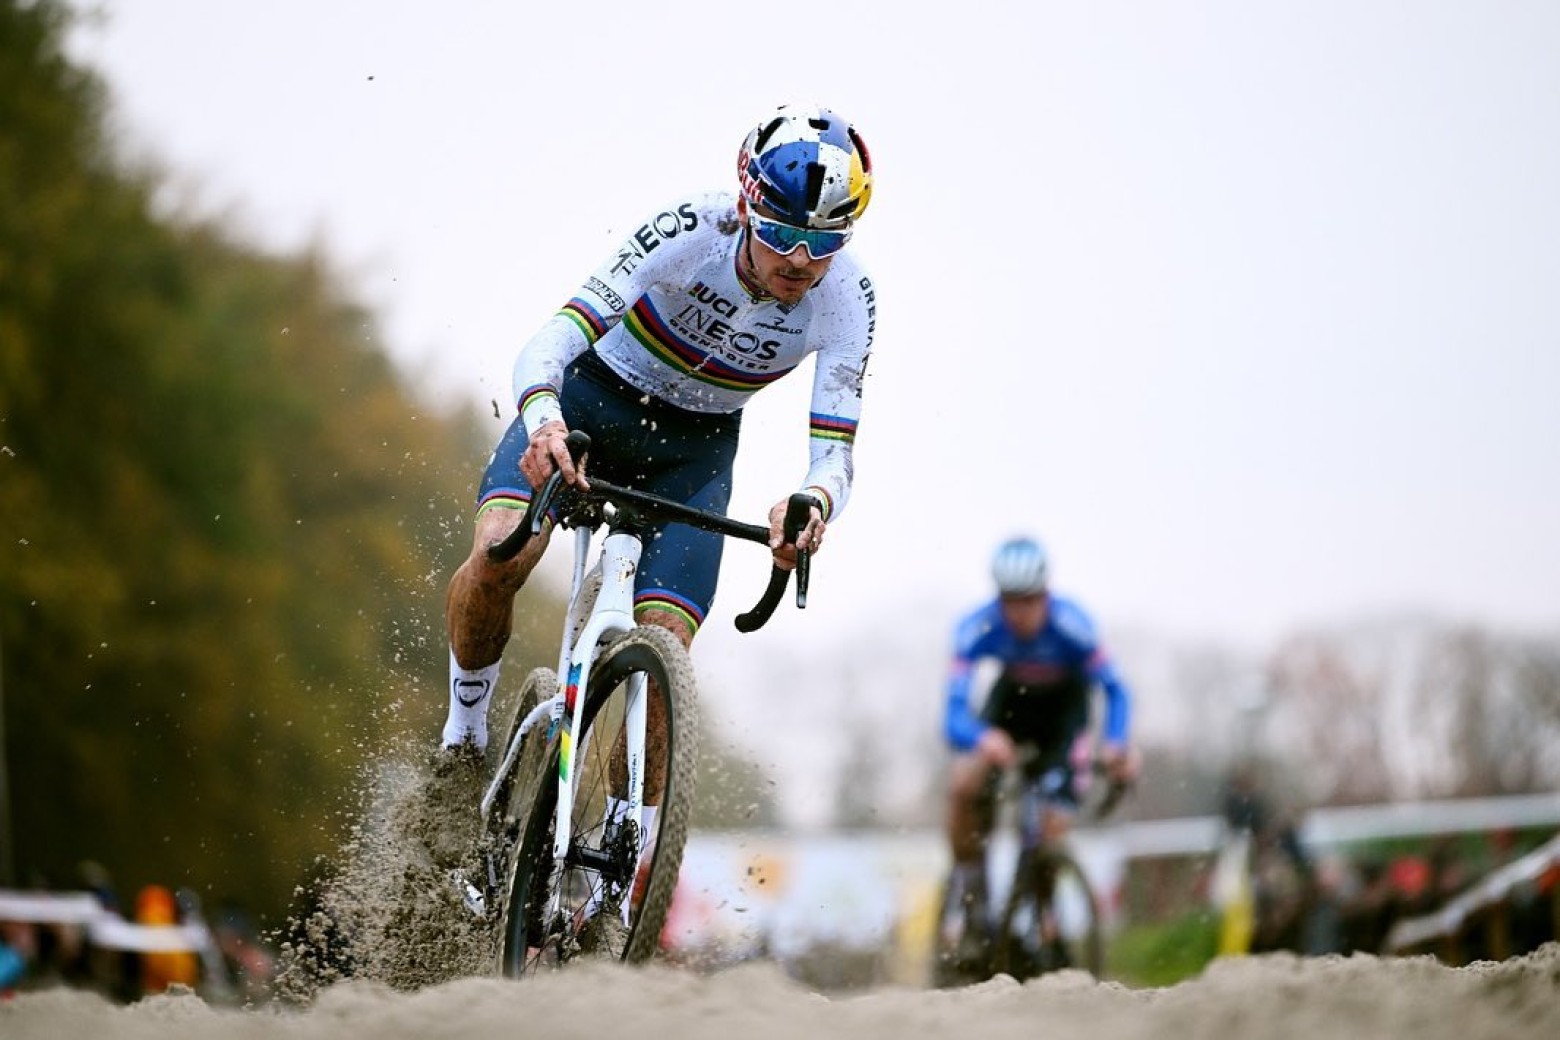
942, 535, 1139, 964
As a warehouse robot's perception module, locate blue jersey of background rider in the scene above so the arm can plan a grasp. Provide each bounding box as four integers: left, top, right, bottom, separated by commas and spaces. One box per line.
943, 594, 1133, 755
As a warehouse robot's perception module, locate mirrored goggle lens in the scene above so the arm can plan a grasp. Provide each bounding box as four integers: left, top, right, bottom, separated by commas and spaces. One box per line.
749, 215, 851, 260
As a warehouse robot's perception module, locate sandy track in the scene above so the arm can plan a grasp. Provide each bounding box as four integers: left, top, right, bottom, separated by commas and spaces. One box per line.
6, 944, 1560, 1040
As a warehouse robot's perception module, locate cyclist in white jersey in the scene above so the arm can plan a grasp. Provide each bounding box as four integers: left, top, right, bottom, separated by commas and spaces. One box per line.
436, 105, 876, 782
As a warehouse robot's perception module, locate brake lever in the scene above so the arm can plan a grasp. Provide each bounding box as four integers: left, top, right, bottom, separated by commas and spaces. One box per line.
783, 492, 813, 609
733, 492, 818, 632
486, 430, 591, 562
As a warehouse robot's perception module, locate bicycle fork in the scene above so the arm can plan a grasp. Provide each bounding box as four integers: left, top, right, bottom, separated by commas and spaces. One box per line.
546, 529, 646, 924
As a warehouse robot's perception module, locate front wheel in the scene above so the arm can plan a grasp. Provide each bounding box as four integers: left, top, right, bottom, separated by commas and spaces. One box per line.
498, 625, 699, 975
993, 848, 1104, 980
930, 873, 994, 988
480, 668, 557, 920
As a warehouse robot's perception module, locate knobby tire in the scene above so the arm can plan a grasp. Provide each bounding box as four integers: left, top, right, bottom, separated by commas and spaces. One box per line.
993, 848, 1104, 980
931, 874, 992, 988
498, 626, 699, 975
482, 668, 557, 932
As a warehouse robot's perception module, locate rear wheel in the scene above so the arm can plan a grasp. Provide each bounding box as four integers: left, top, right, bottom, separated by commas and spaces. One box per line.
499, 626, 698, 975
993, 848, 1103, 980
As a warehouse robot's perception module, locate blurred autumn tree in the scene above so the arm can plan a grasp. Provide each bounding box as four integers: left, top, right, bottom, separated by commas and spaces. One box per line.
1264, 620, 1560, 806
0, 0, 549, 925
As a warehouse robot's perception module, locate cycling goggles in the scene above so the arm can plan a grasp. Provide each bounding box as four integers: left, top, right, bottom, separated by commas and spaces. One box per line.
747, 212, 852, 261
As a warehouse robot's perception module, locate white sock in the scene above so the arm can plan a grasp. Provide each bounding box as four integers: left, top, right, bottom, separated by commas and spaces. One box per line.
443, 650, 499, 750
956, 861, 988, 904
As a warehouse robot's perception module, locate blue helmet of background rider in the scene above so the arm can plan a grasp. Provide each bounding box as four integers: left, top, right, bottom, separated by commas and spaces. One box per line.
991, 537, 1049, 597
737, 105, 873, 235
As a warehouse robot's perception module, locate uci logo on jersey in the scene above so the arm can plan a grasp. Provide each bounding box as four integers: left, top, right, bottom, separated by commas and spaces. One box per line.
689, 282, 737, 318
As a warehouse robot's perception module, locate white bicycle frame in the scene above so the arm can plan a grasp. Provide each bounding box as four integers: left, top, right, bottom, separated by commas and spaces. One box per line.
480, 522, 650, 921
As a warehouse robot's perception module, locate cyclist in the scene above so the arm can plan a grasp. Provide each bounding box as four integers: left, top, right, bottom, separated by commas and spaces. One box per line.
429, 104, 877, 848
942, 536, 1138, 968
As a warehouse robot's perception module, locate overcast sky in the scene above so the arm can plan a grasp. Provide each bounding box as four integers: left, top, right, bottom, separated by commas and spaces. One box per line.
68, 0, 1560, 653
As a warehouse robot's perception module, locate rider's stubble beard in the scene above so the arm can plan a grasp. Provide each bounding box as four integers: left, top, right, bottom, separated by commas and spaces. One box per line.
742, 234, 819, 302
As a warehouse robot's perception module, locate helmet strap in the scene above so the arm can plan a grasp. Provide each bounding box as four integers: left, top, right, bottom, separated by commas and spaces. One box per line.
737, 225, 770, 301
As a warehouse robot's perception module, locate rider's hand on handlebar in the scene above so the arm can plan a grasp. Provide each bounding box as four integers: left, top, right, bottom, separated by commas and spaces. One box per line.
767, 497, 824, 570
975, 727, 1018, 770
1098, 743, 1141, 786
521, 420, 588, 490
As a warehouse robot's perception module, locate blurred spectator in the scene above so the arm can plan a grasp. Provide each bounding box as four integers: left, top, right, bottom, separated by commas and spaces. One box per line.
1300, 854, 1359, 954
76, 861, 139, 1000
77, 860, 121, 915
1, 922, 31, 996
176, 888, 237, 1003
1386, 854, 1434, 909
1217, 764, 1316, 953
1220, 763, 1270, 835
212, 902, 277, 1003
1513, 856, 1559, 952
36, 913, 91, 988
134, 884, 200, 995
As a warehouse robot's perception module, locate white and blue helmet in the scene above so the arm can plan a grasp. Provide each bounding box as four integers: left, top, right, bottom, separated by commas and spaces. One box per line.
991, 537, 1049, 596
737, 104, 873, 231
